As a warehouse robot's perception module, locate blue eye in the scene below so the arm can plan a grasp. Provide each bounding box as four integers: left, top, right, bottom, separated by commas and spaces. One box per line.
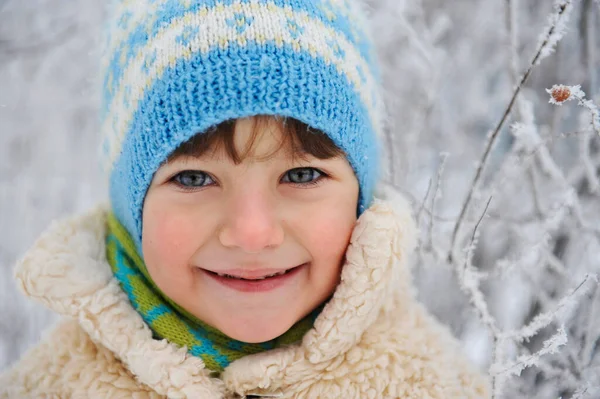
282, 168, 324, 185
172, 171, 214, 188
170, 167, 327, 191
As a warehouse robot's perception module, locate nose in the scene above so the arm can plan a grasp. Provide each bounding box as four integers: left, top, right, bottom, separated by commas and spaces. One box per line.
218, 188, 284, 253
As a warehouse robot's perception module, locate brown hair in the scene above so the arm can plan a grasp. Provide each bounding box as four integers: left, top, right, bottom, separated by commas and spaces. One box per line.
168, 115, 345, 163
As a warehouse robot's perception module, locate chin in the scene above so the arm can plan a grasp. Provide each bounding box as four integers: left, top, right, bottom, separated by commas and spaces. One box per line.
221, 319, 296, 343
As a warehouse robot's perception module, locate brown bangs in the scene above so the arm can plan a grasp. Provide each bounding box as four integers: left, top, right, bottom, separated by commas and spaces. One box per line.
168, 115, 345, 164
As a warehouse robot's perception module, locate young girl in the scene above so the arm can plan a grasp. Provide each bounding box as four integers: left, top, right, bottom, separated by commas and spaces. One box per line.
0, 1, 489, 398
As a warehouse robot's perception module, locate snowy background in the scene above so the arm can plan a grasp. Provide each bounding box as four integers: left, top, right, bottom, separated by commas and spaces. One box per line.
1, 0, 599, 397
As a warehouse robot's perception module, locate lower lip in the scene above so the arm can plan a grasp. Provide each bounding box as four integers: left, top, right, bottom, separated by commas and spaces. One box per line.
202, 263, 307, 293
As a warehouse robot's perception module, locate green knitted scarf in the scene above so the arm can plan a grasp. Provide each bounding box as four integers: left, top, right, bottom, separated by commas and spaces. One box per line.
105, 213, 320, 372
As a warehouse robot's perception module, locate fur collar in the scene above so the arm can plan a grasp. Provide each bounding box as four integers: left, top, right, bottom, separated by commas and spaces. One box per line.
14, 192, 416, 398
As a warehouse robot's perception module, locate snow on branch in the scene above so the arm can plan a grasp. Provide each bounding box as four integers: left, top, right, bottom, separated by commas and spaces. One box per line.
447, 0, 577, 264
501, 274, 598, 342
536, 0, 575, 63
491, 326, 568, 378
547, 84, 600, 138
458, 197, 499, 334
408, 1, 600, 397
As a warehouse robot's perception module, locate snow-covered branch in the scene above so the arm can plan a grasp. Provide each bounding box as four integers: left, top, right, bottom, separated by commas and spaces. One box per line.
448, 0, 577, 264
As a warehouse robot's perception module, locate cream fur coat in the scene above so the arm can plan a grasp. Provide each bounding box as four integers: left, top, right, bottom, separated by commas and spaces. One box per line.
0, 194, 490, 399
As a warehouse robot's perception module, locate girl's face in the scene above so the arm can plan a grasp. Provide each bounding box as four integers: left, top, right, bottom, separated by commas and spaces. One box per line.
142, 117, 359, 343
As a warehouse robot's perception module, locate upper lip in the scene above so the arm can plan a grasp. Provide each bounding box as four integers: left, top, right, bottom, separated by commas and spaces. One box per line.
202, 264, 304, 279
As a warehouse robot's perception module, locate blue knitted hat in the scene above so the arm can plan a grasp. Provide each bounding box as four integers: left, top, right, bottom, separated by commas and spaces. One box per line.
100, 0, 385, 251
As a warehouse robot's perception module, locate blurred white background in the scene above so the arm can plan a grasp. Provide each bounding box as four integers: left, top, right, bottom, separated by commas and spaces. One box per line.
1, 0, 599, 397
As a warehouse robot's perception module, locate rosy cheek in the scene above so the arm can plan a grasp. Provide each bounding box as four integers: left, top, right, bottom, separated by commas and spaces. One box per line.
143, 209, 196, 269
307, 208, 355, 261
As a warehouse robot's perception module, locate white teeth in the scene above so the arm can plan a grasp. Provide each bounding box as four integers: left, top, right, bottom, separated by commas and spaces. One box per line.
214, 269, 291, 280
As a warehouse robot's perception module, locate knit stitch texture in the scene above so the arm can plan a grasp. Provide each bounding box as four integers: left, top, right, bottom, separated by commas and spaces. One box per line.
100, 0, 385, 252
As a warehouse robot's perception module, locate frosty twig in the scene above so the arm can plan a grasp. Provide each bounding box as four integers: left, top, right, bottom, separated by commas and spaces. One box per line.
547, 84, 600, 139
448, 0, 575, 264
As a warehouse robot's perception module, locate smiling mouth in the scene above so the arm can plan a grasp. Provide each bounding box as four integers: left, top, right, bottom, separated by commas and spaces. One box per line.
204, 265, 304, 281
202, 263, 308, 293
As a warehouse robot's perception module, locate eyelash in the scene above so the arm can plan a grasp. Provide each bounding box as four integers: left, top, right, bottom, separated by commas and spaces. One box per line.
169, 167, 329, 192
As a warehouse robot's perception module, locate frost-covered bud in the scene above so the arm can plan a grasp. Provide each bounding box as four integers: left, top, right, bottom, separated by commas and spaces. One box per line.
546, 84, 584, 105
550, 85, 571, 103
